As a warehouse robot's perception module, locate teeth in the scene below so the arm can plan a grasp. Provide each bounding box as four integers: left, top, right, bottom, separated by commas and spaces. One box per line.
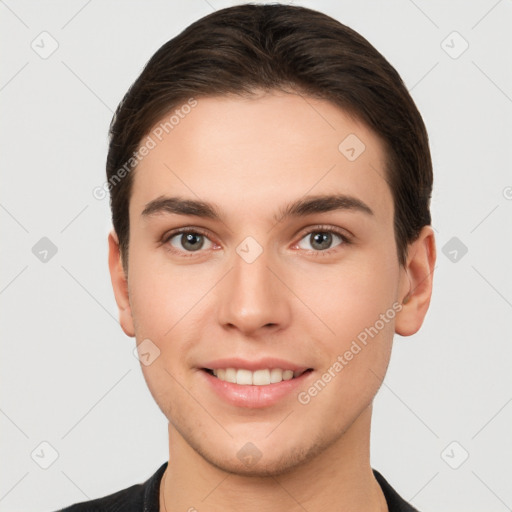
253, 369, 270, 385
283, 370, 294, 381
225, 368, 237, 383
270, 368, 283, 383
236, 369, 253, 385
210, 367, 300, 385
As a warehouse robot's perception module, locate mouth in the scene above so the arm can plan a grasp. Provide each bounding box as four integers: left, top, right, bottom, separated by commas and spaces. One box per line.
199, 359, 315, 408
202, 367, 313, 385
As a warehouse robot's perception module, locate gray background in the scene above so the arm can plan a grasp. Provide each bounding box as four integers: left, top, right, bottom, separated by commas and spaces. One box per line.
1, 0, 511, 510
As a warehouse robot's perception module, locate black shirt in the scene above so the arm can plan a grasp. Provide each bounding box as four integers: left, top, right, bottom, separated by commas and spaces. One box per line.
57, 462, 419, 511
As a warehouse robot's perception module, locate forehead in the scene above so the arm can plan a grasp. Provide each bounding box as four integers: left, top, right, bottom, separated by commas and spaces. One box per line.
130, 92, 392, 223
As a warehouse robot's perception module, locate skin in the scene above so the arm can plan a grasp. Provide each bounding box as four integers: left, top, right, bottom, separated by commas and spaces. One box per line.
108, 91, 436, 511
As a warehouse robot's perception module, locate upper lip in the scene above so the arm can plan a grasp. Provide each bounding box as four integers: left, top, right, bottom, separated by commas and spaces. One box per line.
201, 357, 312, 373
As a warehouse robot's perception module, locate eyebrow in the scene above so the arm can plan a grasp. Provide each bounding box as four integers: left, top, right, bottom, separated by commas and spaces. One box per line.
141, 194, 374, 222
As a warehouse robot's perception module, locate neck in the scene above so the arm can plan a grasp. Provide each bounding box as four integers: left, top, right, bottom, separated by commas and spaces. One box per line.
160, 405, 387, 512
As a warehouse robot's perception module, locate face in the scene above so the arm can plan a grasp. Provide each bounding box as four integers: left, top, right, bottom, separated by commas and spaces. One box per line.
111, 91, 418, 476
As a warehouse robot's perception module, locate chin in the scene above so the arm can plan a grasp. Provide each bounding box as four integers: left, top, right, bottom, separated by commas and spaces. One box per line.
189, 431, 330, 478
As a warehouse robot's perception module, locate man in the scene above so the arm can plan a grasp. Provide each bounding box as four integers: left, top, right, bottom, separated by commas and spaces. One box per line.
58, 4, 435, 511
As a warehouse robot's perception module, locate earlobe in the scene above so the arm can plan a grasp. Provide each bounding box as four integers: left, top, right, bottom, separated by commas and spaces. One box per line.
395, 226, 436, 337
107, 230, 135, 337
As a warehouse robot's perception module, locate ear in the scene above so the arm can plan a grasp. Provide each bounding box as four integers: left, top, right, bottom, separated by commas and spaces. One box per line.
395, 226, 436, 336
108, 229, 135, 337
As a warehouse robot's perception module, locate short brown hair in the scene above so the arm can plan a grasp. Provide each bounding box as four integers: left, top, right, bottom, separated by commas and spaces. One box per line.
106, 4, 432, 270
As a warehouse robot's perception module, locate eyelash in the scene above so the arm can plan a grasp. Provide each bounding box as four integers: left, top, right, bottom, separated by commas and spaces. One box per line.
161, 225, 352, 257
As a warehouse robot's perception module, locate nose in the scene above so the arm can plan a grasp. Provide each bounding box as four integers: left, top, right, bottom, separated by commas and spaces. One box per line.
216, 248, 291, 336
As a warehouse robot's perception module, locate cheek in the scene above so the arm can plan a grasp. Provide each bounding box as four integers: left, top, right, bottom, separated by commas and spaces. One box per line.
288, 252, 400, 345
127, 255, 208, 414
292, 259, 398, 420
127, 248, 210, 339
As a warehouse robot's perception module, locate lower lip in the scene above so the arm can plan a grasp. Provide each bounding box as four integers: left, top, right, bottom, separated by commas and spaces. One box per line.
200, 369, 313, 409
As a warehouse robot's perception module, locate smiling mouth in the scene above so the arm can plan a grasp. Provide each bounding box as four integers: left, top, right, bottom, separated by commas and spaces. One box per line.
202, 368, 313, 385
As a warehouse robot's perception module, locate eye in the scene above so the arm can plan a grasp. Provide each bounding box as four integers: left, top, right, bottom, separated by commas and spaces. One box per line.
166, 229, 214, 253
296, 229, 348, 252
